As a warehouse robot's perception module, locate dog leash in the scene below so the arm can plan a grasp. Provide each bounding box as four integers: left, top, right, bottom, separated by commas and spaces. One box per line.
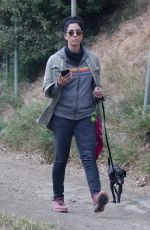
100, 100, 115, 172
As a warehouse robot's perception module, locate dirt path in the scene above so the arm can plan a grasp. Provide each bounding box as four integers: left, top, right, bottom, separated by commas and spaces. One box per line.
0, 149, 150, 230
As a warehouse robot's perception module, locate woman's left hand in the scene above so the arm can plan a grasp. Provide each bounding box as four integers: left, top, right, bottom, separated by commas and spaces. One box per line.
93, 86, 105, 99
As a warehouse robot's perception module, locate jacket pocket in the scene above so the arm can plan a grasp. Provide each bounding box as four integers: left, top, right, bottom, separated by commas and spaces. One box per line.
51, 65, 60, 80
92, 67, 100, 73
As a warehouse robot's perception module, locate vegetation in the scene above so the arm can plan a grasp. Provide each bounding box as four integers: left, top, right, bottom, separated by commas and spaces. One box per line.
0, 0, 143, 83
0, 212, 55, 229
102, 57, 150, 175
0, 0, 150, 176
0, 100, 54, 162
0, 66, 150, 174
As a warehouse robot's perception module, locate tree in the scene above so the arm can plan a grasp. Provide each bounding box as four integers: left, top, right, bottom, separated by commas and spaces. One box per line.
0, 0, 123, 85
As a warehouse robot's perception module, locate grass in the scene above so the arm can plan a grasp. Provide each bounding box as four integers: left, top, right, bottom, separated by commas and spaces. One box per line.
102, 55, 150, 175
0, 100, 54, 163
0, 95, 22, 111
101, 0, 150, 33
0, 212, 55, 230
0, 119, 6, 131
0, 69, 150, 174
0, 60, 149, 177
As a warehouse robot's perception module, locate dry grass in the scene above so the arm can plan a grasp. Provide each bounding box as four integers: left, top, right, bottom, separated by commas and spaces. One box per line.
90, 4, 150, 176
91, 3, 150, 88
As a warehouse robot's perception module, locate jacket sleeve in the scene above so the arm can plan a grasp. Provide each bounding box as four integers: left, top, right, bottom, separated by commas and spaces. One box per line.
43, 55, 62, 98
95, 54, 101, 86
87, 50, 101, 86
90, 53, 102, 117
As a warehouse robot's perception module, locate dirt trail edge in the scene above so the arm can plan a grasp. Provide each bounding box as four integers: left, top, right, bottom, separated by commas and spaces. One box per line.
0, 150, 150, 230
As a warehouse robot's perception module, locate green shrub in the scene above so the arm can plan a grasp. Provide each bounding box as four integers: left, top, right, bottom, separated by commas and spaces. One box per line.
0, 102, 54, 162
0, 95, 22, 110
0, 119, 6, 131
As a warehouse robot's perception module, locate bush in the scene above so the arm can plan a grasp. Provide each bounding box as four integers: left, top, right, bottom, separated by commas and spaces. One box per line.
0, 102, 54, 163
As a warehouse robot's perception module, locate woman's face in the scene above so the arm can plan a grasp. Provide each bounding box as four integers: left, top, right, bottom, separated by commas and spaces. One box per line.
64, 23, 83, 50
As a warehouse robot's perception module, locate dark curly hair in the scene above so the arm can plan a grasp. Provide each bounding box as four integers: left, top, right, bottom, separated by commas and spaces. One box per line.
62, 16, 84, 33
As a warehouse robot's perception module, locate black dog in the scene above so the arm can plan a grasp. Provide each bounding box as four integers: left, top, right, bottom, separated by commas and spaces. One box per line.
108, 159, 126, 203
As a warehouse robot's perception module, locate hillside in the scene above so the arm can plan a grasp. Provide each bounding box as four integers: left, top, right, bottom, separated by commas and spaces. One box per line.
91, 4, 150, 75
26, 4, 150, 104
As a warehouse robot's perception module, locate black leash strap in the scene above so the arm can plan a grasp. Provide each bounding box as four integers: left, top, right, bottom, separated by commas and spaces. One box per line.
101, 101, 115, 172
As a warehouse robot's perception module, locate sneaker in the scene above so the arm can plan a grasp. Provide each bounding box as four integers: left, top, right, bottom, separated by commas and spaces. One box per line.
52, 197, 68, 213
93, 191, 109, 213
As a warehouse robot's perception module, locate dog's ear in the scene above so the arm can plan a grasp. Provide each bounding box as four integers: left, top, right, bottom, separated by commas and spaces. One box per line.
123, 170, 126, 177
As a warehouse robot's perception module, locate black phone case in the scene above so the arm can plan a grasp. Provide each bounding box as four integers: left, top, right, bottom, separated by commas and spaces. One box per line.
61, 69, 70, 77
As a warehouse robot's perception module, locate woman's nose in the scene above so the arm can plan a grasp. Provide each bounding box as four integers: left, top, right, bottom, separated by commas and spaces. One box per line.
73, 32, 77, 37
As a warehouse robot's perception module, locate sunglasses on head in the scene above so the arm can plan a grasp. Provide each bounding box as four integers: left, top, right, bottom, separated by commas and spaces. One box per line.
66, 29, 83, 36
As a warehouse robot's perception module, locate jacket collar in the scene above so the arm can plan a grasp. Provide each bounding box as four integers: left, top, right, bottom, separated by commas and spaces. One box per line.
56, 47, 89, 63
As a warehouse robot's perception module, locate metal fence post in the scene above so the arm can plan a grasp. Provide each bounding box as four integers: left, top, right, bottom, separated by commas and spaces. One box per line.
144, 51, 150, 113
14, 16, 19, 96
4, 53, 9, 95
71, 0, 77, 16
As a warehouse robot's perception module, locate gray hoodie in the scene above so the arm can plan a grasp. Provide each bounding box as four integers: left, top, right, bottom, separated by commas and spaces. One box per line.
37, 47, 101, 126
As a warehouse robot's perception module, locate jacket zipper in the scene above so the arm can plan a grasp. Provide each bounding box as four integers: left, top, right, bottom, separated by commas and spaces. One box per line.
73, 66, 80, 119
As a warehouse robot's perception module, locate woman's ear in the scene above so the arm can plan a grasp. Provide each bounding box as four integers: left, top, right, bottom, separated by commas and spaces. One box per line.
64, 33, 67, 41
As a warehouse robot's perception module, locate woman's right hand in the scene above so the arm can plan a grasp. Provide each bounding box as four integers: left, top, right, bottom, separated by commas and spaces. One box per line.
57, 72, 72, 86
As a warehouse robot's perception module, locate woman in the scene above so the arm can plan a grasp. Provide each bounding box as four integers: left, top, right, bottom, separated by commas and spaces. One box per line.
37, 16, 109, 213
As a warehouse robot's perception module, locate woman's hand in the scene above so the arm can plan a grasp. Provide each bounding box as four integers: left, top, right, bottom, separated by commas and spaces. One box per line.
57, 72, 72, 86
93, 86, 105, 99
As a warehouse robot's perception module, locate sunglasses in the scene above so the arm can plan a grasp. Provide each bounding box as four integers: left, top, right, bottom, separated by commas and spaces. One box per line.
66, 29, 83, 36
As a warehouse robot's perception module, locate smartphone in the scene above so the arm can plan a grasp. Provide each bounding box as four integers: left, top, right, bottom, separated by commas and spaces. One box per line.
61, 69, 70, 77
